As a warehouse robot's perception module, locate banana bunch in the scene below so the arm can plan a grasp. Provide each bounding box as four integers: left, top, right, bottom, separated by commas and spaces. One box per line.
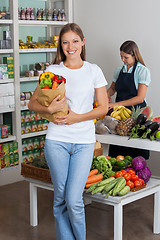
110, 106, 132, 120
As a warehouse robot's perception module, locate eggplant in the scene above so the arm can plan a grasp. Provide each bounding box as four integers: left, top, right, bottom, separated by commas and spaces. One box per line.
141, 121, 160, 139
136, 113, 147, 126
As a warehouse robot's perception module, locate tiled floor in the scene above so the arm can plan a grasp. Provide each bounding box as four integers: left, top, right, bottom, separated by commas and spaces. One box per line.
0, 180, 160, 240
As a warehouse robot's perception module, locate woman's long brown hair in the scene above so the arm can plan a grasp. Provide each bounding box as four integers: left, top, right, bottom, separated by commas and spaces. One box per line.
120, 40, 145, 66
52, 23, 86, 64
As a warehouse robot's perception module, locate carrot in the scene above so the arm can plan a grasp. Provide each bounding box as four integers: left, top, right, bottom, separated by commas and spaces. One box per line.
88, 169, 98, 178
85, 180, 101, 189
86, 174, 103, 184
52, 81, 57, 89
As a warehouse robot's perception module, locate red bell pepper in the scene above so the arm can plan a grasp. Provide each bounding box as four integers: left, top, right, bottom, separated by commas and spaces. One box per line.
54, 75, 66, 84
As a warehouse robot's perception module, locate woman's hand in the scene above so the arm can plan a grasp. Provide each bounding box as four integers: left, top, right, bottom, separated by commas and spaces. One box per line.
54, 108, 79, 125
48, 95, 66, 114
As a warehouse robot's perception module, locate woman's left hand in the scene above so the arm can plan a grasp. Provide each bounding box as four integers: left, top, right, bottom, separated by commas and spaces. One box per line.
54, 108, 79, 125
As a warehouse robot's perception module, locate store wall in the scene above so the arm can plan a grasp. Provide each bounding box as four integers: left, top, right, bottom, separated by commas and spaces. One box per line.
73, 0, 160, 177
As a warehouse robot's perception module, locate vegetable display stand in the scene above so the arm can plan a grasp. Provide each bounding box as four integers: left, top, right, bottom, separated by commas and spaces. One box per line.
25, 176, 160, 240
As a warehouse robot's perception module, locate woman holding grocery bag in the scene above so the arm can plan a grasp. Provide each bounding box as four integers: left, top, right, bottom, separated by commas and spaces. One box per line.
107, 40, 151, 159
28, 23, 108, 240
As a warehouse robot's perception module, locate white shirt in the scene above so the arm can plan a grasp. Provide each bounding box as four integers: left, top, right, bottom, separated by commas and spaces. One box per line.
45, 61, 107, 143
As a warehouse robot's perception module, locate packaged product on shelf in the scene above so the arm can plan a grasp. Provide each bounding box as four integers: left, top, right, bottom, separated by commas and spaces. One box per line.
21, 112, 25, 123
24, 91, 32, 100
7, 64, 14, 72
21, 123, 26, 134
36, 42, 45, 48
25, 8, 30, 20
57, 9, 62, 21
31, 120, 37, 132
61, 9, 66, 21
36, 8, 42, 20
22, 151, 29, 163
33, 149, 40, 159
1, 155, 5, 168
40, 148, 44, 157
5, 124, 11, 136
52, 9, 57, 21
26, 36, 38, 48
30, 8, 35, 20
39, 136, 45, 148
19, 40, 28, 49
35, 62, 50, 71
26, 122, 31, 133
36, 113, 41, 120
25, 111, 31, 122
30, 111, 36, 121
20, 92, 25, 101
42, 119, 48, 130
41, 8, 46, 21
22, 140, 28, 152
9, 154, 14, 167
33, 138, 39, 149
8, 72, 14, 79
0, 40, 6, 49
25, 70, 34, 77
28, 139, 33, 150
28, 150, 34, 162
34, 70, 43, 77
3, 56, 13, 65
4, 155, 10, 167
20, 7, 25, 20
0, 144, 2, 153
37, 120, 43, 131
5, 40, 11, 49
46, 8, 52, 21
0, 125, 8, 138
0, 64, 8, 72
53, 36, 59, 47
8, 142, 13, 154
44, 40, 55, 48
13, 152, 19, 165
13, 142, 18, 153
2, 143, 9, 155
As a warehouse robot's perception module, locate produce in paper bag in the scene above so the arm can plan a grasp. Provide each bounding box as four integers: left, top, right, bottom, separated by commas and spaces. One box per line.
37, 72, 68, 123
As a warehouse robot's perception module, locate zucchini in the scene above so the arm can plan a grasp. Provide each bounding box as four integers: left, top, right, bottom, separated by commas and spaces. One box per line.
112, 177, 126, 196
105, 188, 114, 199
118, 186, 130, 196
97, 177, 115, 187
101, 179, 118, 194
91, 184, 106, 195
86, 182, 99, 193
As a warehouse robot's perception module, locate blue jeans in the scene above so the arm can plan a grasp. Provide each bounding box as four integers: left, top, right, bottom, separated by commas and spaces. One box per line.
44, 139, 94, 240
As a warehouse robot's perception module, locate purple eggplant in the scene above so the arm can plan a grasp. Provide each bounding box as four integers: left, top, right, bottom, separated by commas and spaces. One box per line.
141, 121, 160, 139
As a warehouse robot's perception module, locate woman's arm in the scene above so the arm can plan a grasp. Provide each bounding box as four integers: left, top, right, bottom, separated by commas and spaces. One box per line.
109, 83, 147, 108
54, 86, 108, 125
107, 82, 116, 103
28, 87, 66, 114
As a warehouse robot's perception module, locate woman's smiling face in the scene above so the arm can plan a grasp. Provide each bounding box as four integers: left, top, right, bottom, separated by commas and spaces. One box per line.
120, 51, 135, 68
61, 30, 85, 60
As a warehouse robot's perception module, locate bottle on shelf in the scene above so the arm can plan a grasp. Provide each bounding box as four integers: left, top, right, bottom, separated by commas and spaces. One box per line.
30, 8, 35, 20
20, 7, 25, 20
61, 9, 66, 21
52, 9, 57, 21
36, 8, 42, 21
25, 8, 30, 20
46, 8, 52, 21
41, 8, 46, 21
18, 8, 21, 20
57, 9, 62, 21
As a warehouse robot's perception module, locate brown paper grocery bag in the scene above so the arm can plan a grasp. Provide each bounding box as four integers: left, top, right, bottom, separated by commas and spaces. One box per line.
37, 82, 68, 123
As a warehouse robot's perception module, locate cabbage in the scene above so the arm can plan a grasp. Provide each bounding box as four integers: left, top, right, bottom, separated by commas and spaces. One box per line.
131, 156, 147, 171
137, 166, 152, 183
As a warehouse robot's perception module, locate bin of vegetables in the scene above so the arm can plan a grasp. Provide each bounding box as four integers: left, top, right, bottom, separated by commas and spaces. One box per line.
37, 72, 68, 123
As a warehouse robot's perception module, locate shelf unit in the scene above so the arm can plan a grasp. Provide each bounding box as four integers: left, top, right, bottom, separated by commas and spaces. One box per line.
0, 0, 73, 186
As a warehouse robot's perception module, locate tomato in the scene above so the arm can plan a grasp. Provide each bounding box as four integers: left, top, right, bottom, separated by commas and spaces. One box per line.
126, 180, 134, 189
115, 171, 123, 178
120, 170, 127, 175
128, 170, 136, 176
139, 178, 145, 185
42, 86, 50, 89
131, 175, 139, 182
123, 173, 131, 181
134, 180, 143, 187
116, 155, 125, 161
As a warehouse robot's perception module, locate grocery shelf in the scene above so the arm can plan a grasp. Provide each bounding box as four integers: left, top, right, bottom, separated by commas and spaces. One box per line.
21, 130, 47, 139
96, 134, 160, 152
19, 48, 57, 53
0, 107, 15, 113
0, 49, 13, 54
19, 20, 68, 26
20, 76, 39, 82
0, 79, 14, 83
0, 135, 16, 143
0, 20, 13, 25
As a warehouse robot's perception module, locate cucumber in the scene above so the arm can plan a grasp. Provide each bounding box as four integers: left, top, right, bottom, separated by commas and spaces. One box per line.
105, 188, 114, 199
97, 177, 115, 187
118, 186, 130, 196
112, 177, 126, 196
86, 182, 99, 193
91, 185, 106, 194
101, 179, 118, 194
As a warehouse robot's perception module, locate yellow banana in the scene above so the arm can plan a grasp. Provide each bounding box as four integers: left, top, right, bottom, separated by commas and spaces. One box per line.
123, 109, 131, 118
110, 110, 116, 117
116, 105, 125, 111
112, 110, 122, 118
114, 115, 121, 120
124, 107, 132, 115
120, 110, 127, 119
113, 106, 119, 111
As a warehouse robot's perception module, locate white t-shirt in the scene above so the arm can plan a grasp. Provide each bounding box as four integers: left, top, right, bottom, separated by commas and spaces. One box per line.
45, 61, 107, 143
